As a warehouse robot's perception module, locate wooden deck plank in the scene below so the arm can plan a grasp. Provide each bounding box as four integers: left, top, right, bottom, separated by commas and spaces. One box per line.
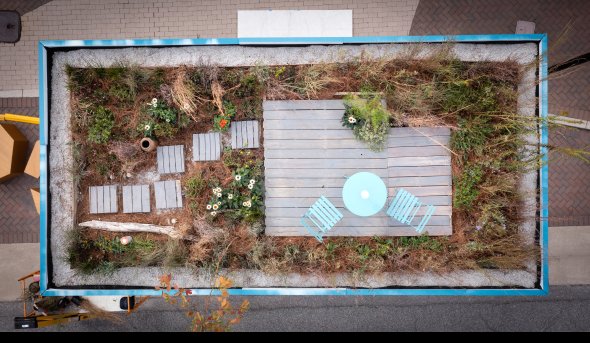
265, 168, 388, 179
89, 187, 98, 214
264, 109, 345, 120
180, 145, 185, 172
264, 139, 369, 150
265, 130, 355, 140
263, 100, 345, 111
164, 146, 171, 173
164, 180, 176, 208
157, 147, 164, 173
141, 185, 150, 212
96, 187, 104, 213
265, 195, 451, 208
265, 178, 347, 188
154, 181, 166, 209
265, 158, 386, 169
175, 180, 183, 208
109, 186, 118, 213
132, 185, 142, 212
199, 134, 206, 161
102, 186, 110, 213
264, 119, 345, 130
122, 185, 132, 213
253, 120, 259, 148
265, 149, 386, 159
231, 122, 237, 149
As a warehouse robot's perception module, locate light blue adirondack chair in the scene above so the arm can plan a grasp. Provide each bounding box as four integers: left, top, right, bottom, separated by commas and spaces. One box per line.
301, 196, 344, 242
386, 188, 436, 233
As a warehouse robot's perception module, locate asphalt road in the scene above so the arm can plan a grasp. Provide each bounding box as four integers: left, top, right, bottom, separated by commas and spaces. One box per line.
2, 285, 589, 332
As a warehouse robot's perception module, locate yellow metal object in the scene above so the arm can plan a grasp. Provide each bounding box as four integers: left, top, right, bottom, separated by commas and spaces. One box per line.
0, 113, 40, 125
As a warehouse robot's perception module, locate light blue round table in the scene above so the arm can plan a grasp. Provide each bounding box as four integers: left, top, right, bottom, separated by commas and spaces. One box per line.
342, 172, 387, 217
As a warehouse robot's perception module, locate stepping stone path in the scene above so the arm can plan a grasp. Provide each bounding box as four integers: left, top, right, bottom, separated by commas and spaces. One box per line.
157, 145, 185, 174
89, 185, 118, 214
154, 180, 183, 210
122, 185, 151, 213
192, 132, 221, 161
231, 120, 259, 149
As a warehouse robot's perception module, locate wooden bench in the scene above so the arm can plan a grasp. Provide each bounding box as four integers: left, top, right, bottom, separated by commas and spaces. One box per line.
154, 180, 183, 209
89, 185, 118, 214
192, 133, 221, 161
122, 185, 151, 213
231, 120, 259, 149
157, 145, 185, 174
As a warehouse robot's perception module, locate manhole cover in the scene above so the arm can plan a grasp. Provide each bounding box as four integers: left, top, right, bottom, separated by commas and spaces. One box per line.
0, 11, 21, 43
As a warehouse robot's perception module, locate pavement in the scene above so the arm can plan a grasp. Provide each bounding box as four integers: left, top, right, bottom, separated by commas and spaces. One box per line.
1, 285, 590, 331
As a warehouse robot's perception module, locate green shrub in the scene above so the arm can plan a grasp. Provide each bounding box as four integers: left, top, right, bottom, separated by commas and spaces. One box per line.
451, 116, 493, 156
453, 163, 484, 209
342, 94, 390, 151
397, 235, 443, 252
185, 173, 206, 199
87, 106, 114, 144
147, 98, 177, 123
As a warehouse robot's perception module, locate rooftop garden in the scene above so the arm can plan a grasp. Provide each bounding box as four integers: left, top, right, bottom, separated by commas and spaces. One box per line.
64, 46, 552, 281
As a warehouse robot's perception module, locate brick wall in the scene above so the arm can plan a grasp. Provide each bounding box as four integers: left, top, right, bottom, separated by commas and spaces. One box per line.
0, 0, 419, 96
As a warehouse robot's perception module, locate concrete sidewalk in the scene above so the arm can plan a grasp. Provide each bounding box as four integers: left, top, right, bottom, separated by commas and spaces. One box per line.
0, 243, 39, 301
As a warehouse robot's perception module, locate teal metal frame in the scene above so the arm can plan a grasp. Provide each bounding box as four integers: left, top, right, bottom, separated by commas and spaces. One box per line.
38, 34, 549, 296
301, 196, 344, 242
386, 188, 436, 233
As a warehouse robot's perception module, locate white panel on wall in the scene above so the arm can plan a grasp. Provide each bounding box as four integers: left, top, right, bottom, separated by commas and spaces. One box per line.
238, 10, 353, 38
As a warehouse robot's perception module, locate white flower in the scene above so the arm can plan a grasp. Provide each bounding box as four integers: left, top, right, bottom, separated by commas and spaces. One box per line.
213, 204, 219, 210
235, 175, 242, 181
183, 103, 190, 110
249, 179, 255, 185
144, 124, 151, 131
217, 201, 221, 205
215, 187, 222, 193
216, 193, 222, 198
242, 201, 248, 207
211, 211, 217, 216
247, 184, 254, 190
348, 116, 356, 124
228, 194, 233, 200
151, 98, 158, 104
165, 118, 170, 123
206, 204, 212, 210
152, 103, 157, 108
245, 201, 252, 208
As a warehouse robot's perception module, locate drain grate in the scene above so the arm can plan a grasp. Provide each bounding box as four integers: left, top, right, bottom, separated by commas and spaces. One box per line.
0, 11, 21, 43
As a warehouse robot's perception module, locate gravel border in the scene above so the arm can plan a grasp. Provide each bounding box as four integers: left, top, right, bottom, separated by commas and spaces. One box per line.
49, 42, 539, 289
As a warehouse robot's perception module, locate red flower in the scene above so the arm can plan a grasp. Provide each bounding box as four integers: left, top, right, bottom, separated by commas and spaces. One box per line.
185, 289, 193, 295
219, 119, 228, 128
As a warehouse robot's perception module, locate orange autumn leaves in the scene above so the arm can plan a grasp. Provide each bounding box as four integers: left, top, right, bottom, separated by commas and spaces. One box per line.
157, 274, 250, 332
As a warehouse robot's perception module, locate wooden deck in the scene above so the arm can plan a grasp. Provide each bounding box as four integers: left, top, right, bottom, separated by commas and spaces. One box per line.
263, 100, 452, 237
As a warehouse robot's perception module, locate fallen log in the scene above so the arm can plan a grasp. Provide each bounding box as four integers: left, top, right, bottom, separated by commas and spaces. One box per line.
78, 220, 199, 242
